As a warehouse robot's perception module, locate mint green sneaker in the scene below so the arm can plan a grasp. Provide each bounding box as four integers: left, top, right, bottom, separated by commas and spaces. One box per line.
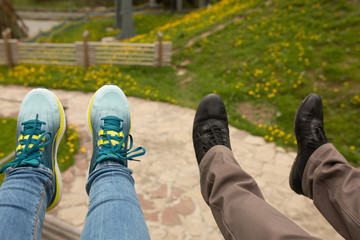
87, 85, 145, 175
0, 88, 66, 211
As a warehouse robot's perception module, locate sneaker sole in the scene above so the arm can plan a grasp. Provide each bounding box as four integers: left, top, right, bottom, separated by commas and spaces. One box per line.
46, 91, 66, 211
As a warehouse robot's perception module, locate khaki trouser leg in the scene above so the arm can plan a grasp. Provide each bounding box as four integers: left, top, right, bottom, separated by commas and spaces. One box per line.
199, 145, 318, 240
303, 143, 360, 240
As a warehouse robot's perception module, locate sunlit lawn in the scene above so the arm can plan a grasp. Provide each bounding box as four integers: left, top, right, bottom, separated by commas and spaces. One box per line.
33, 13, 184, 43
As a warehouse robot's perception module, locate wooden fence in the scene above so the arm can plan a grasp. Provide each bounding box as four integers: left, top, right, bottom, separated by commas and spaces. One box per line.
0, 31, 171, 68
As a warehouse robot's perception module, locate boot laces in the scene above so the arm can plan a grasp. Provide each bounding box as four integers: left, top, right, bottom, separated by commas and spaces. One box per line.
198, 122, 227, 152
306, 125, 328, 149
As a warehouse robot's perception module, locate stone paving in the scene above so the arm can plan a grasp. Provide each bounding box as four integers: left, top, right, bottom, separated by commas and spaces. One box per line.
0, 85, 343, 239
23, 20, 60, 37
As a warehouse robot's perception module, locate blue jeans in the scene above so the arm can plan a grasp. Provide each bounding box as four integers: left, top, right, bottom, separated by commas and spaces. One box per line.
0, 165, 53, 240
81, 161, 150, 240
0, 161, 150, 240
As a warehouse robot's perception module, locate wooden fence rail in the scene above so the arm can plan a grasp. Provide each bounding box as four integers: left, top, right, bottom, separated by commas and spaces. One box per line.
0, 32, 171, 68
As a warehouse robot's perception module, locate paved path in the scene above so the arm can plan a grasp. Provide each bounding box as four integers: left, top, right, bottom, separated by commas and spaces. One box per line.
23, 20, 60, 37
0, 85, 342, 239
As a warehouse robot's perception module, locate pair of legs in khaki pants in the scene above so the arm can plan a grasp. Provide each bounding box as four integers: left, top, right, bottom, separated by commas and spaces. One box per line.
193, 94, 360, 240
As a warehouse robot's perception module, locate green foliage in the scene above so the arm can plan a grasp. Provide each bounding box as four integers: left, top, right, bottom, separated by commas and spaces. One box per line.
46, 18, 120, 43
0, 119, 17, 159
172, 0, 360, 163
12, 0, 87, 9
12, 0, 116, 9
34, 14, 183, 43
57, 126, 79, 172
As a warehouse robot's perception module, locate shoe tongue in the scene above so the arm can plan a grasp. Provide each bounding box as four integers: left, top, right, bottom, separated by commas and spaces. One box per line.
103, 117, 121, 132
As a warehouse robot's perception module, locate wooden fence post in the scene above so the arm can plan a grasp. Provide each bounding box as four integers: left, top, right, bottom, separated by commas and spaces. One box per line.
2, 28, 13, 68
157, 31, 163, 67
83, 30, 89, 68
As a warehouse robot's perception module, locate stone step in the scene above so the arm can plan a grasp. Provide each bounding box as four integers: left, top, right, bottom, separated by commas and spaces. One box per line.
42, 214, 82, 240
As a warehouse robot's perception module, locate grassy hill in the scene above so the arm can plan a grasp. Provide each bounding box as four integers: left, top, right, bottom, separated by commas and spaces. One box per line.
0, 0, 359, 164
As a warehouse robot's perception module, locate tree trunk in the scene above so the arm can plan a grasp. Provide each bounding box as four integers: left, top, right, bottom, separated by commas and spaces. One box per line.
0, 0, 28, 39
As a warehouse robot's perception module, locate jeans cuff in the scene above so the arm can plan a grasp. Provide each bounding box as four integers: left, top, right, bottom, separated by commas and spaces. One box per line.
5, 163, 53, 178
86, 160, 133, 195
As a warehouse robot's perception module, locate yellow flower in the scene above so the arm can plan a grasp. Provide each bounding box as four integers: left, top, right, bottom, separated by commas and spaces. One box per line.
254, 69, 263, 77
248, 90, 254, 95
234, 40, 243, 46
350, 146, 356, 150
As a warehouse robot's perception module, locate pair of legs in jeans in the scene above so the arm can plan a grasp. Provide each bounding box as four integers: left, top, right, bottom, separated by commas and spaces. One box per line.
193, 93, 360, 240
0, 85, 150, 240
0, 85, 358, 239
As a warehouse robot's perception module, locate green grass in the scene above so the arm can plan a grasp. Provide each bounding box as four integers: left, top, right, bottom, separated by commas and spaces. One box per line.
58, 127, 79, 172
0, 119, 79, 184
1, 0, 359, 165
0, 118, 17, 185
0, 119, 17, 159
12, 0, 110, 10
40, 17, 121, 43
172, 0, 360, 163
34, 13, 183, 43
